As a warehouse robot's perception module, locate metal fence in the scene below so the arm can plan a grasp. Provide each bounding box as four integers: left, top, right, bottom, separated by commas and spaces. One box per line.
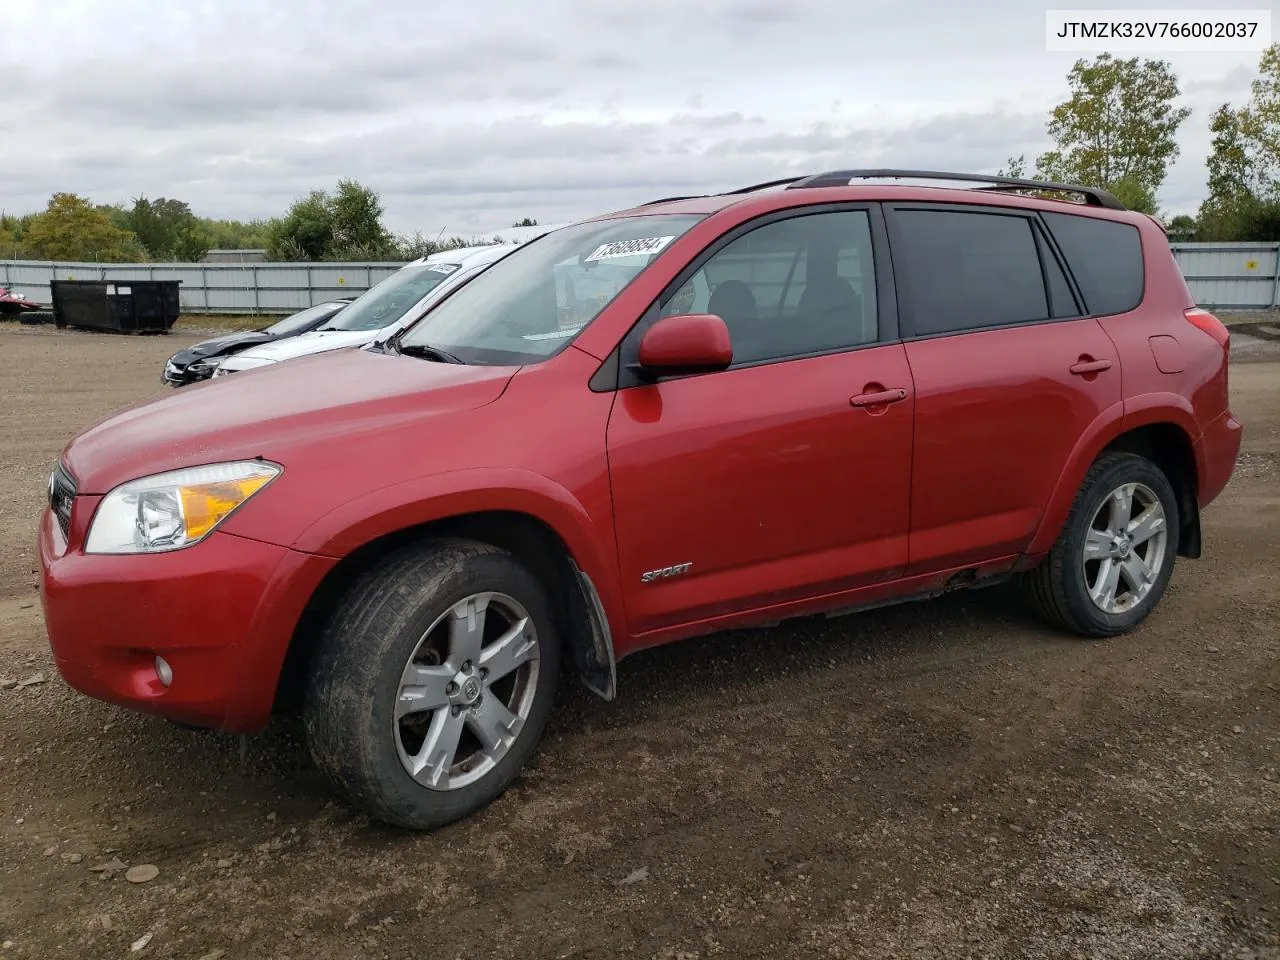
0, 259, 408, 314
3, 241, 1279, 315
1168, 242, 1280, 310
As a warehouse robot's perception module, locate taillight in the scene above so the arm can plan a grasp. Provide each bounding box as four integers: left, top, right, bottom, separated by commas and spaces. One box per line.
1185, 308, 1230, 349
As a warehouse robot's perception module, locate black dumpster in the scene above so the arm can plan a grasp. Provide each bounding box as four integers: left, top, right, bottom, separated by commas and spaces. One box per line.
50, 280, 181, 334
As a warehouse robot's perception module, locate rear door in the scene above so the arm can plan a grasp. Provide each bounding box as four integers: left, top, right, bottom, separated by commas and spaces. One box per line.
605, 206, 916, 636
884, 203, 1123, 575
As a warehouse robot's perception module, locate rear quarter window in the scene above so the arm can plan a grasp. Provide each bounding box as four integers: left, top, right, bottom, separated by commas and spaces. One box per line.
1041, 212, 1144, 316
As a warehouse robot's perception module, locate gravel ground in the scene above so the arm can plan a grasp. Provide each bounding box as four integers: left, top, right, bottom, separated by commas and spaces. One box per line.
0, 323, 1277, 960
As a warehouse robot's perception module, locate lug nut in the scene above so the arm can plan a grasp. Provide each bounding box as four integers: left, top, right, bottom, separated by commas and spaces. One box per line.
462, 660, 473, 672
446, 681, 458, 695
451, 705, 462, 717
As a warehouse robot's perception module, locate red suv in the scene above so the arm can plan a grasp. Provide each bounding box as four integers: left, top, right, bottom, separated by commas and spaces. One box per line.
39, 170, 1242, 829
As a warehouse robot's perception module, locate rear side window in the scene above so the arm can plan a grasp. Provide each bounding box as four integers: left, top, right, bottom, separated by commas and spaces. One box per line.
1041, 212, 1144, 316
892, 209, 1049, 336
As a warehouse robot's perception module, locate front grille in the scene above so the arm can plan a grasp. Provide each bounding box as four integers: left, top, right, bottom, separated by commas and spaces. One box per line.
49, 463, 76, 538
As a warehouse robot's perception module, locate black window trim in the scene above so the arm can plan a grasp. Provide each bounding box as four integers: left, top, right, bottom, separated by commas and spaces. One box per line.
1037, 208, 1147, 318
1031, 218, 1085, 319
594, 201, 900, 392
886, 201, 1067, 341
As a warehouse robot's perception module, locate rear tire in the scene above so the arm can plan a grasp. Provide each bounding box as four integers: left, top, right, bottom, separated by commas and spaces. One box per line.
1022, 452, 1180, 638
303, 539, 561, 830
19, 311, 54, 326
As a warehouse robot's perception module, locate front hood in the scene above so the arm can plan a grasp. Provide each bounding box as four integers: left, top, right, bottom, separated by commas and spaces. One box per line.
62, 349, 517, 494
234, 329, 374, 362
172, 331, 272, 363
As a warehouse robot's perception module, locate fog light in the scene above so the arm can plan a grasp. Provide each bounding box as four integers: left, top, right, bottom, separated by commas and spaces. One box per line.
154, 656, 173, 688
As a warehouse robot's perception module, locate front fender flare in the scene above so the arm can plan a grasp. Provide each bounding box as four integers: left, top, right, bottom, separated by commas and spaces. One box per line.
290, 467, 626, 641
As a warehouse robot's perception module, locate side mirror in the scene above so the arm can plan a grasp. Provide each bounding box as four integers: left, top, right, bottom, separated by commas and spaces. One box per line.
636, 313, 733, 378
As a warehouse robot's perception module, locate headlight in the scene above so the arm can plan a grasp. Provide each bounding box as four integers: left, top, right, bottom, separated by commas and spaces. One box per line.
84, 461, 281, 554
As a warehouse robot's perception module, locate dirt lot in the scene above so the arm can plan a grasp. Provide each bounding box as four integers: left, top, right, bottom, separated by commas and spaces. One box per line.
0, 323, 1277, 960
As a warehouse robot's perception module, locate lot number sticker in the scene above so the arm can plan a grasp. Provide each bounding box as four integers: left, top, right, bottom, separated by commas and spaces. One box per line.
584, 236, 675, 262
427, 263, 460, 274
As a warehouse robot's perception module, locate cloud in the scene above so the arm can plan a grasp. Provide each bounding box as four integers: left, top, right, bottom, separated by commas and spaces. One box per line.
0, 0, 1263, 230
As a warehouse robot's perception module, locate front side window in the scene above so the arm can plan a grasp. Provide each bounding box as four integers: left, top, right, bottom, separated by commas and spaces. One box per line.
398, 215, 703, 364
321, 261, 464, 332
658, 210, 878, 366
892, 210, 1049, 336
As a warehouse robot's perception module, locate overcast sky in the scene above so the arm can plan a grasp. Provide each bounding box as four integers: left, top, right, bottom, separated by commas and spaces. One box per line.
0, 0, 1268, 236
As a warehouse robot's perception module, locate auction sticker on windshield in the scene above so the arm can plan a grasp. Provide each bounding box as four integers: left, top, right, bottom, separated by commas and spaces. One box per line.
426, 263, 460, 274
584, 236, 675, 262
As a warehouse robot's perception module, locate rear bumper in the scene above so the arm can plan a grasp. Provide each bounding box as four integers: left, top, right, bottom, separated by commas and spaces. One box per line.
38, 507, 336, 732
1196, 409, 1243, 508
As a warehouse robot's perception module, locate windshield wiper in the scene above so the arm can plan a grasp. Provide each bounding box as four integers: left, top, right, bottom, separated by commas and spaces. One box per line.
396, 342, 465, 364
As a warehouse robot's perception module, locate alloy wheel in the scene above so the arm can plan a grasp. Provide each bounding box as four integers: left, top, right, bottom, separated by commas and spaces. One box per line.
1082, 481, 1169, 615
392, 592, 540, 791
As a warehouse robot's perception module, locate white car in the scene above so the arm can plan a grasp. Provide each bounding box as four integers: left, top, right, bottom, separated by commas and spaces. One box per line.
211, 236, 558, 378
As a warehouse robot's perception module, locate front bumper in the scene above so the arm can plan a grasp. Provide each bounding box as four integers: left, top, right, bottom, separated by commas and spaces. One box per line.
162, 359, 188, 385
163, 358, 220, 386
38, 505, 336, 732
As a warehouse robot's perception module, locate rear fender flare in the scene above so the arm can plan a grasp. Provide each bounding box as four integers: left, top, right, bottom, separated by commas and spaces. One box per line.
1027, 397, 1199, 556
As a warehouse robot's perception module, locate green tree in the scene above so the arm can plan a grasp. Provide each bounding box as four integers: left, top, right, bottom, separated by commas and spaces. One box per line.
328, 179, 393, 258
511, 217, 538, 227
995, 155, 1027, 179
1196, 44, 1280, 240
23, 193, 148, 262
1104, 175, 1158, 214
393, 232, 481, 261
122, 197, 212, 261
267, 189, 333, 261
1165, 213, 1197, 240
267, 180, 394, 261
0, 211, 37, 258
1238, 43, 1280, 190
202, 217, 274, 251
1035, 53, 1191, 204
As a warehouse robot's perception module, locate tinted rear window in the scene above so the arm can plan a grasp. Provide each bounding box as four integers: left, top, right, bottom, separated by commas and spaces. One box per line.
1041, 212, 1144, 316
893, 209, 1049, 336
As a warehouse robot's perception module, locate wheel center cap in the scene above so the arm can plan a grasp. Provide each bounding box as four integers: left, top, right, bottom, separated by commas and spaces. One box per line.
460, 677, 482, 704
1116, 537, 1131, 558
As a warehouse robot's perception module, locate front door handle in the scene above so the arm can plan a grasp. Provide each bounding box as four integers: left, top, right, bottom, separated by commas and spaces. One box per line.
1069, 358, 1113, 376
850, 387, 907, 408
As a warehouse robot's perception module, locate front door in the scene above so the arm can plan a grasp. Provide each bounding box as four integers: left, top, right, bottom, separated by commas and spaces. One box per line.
605, 207, 916, 637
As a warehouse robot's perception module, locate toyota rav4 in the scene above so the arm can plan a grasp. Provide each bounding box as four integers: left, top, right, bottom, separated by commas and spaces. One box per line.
39, 170, 1243, 830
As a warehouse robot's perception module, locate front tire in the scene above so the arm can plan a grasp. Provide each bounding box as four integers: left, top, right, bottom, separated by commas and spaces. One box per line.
1023, 452, 1180, 638
303, 539, 561, 830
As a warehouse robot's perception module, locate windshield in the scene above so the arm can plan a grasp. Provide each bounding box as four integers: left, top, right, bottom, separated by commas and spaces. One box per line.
263, 301, 346, 336
320, 262, 463, 332
398, 215, 704, 364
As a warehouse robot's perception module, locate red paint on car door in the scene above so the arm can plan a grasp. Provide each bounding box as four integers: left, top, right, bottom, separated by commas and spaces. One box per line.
606, 345, 915, 637
903, 319, 1122, 574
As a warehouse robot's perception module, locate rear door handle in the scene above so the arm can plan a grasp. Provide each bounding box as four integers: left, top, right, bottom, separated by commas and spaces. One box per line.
1069, 358, 1112, 376
850, 388, 907, 408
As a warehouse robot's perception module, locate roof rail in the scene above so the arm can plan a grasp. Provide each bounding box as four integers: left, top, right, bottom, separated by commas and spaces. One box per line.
783, 169, 1127, 210
642, 176, 807, 207
640, 195, 707, 206
722, 176, 808, 195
